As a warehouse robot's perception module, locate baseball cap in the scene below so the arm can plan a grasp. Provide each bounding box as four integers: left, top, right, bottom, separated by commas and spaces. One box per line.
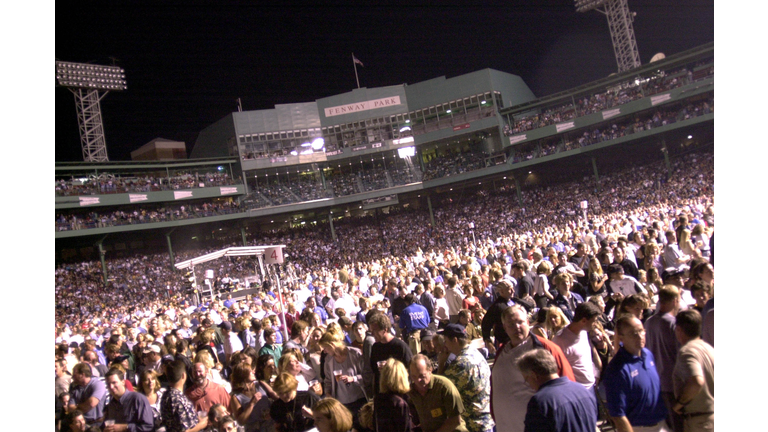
438, 324, 467, 339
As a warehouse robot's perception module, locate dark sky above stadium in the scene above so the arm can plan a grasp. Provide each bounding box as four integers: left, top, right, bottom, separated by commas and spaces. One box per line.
55, 0, 713, 162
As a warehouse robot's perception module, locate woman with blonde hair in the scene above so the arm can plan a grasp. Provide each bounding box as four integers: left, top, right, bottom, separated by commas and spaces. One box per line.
278, 351, 321, 393
587, 256, 608, 296
373, 358, 413, 432
544, 306, 570, 340
533, 261, 554, 308
312, 398, 353, 432
269, 372, 320, 432
319, 330, 367, 430
678, 228, 701, 259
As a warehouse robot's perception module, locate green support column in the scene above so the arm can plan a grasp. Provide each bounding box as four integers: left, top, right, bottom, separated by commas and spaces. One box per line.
514, 177, 523, 207
320, 169, 327, 190
661, 140, 671, 178
241, 227, 248, 246
418, 151, 426, 172
96, 238, 108, 286
427, 196, 436, 227
329, 214, 337, 241
592, 157, 601, 193
166, 232, 176, 268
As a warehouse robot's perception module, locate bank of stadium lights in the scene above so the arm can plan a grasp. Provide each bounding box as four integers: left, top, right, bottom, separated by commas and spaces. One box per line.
573, 0, 640, 73
56, 60, 128, 162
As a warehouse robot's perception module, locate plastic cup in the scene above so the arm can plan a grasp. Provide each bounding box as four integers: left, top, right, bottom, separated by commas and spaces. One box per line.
377, 360, 387, 370
333, 370, 342, 382
104, 420, 115, 427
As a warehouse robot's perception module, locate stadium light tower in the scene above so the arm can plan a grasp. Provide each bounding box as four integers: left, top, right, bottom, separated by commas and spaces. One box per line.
574, 0, 641, 73
56, 61, 127, 162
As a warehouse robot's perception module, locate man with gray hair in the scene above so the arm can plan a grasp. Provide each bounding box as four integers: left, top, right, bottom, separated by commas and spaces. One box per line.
517, 349, 597, 432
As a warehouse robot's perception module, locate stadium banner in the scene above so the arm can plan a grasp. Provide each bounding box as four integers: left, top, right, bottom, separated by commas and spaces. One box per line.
220, 187, 238, 195
651, 93, 672, 106
352, 145, 368, 152
324, 96, 402, 117
174, 191, 193, 200
79, 196, 100, 206
509, 134, 527, 145
556, 122, 575, 133
129, 194, 148, 203
602, 108, 621, 120
453, 123, 470, 131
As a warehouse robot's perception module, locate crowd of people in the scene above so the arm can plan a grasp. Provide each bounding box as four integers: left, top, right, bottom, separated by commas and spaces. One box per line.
56, 144, 714, 432
504, 62, 713, 136
56, 172, 239, 196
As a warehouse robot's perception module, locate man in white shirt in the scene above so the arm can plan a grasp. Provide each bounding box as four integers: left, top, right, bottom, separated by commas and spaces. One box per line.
219, 321, 243, 367
444, 276, 465, 324
552, 302, 602, 390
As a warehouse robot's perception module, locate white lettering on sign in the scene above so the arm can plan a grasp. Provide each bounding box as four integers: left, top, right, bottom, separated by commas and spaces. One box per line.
509, 134, 527, 145
556, 122, 575, 133
651, 93, 672, 106
409, 311, 426, 321
79, 196, 100, 206
220, 187, 238, 195
371, 142, 382, 148
174, 191, 193, 200
602, 108, 621, 120
324, 96, 402, 117
129, 194, 148, 203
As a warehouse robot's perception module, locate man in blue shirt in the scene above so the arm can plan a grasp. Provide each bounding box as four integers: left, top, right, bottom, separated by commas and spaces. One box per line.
518, 348, 597, 432
68, 363, 108, 426
603, 315, 669, 432
399, 293, 431, 354
103, 369, 154, 432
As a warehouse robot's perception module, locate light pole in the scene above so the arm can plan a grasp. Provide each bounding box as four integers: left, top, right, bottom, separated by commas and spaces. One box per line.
56, 61, 127, 161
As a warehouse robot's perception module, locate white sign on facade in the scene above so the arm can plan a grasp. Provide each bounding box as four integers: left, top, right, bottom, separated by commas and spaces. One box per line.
324, 96, 402, 117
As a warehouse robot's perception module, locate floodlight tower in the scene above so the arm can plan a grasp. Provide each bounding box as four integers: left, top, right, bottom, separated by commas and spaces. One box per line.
574, 0, 641, 73
56, 61, 127, 162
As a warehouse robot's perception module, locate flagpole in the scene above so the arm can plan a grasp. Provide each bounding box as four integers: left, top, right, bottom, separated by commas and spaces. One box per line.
353, 53, 360, 89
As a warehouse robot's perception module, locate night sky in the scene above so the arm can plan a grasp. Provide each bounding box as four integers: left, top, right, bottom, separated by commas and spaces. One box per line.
55, 0, 713, 162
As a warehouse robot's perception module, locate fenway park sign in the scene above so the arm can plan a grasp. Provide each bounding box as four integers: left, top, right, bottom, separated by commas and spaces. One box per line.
324, 96, 402, 117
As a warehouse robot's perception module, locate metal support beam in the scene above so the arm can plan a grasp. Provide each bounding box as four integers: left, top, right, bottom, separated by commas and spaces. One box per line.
514, 177, 523, 207
95, 236, 108, 285
427, 196, 436, 227
661, 139, 671, 178
329, 214, 337, 241
603, 0, 641, 72
241, 227, 248, 246
71, 88, 110, 161
592, 157, 601, 193
165, 228, 177, 268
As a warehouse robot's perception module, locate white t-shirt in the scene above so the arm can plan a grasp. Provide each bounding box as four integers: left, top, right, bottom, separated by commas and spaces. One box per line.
491, 337, 536, 432
552, 327, 595, 389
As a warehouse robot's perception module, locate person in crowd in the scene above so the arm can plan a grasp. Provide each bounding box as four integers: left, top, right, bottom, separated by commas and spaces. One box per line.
369, 311, 413, 395
438, 324, 494, 432
161, 359, 208, 432
269, 372, 320, 432
490, 305, 574, 432
278, 351, 320, 393
374, 358, 414, 432
185, 361, 230, 414
399, 292, 431, 355
319, 331, 368, 428
552, 273, 583, 321
229, 363, 271, 432
644, 286, 683, 432
258, 327, 283, 366
603, 316, 668, 432
283, 320, 310, 358
409, 354, 468, 432
69, 363, 109, 426
552, 302, 602, 390
137, 369, 167, 431
481, 279, 515, 356
312, 398, 354, 432
544, 306, 570, 340
517, 349, 597, 432
672, 310, 714, 432
103, 368, 155, 432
